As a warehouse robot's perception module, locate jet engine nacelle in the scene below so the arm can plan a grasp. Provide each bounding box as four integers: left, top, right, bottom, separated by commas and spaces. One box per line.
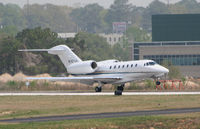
67, 60, 98, 74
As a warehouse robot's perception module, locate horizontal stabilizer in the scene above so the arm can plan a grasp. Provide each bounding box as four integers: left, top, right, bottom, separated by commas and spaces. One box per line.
18, 49, 49, 52
26, 77, 94, 80
18, 49, 65, 52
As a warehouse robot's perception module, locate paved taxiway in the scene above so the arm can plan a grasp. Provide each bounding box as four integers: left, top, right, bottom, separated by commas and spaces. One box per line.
1, 107, 200, 123
0, 92, 200, 96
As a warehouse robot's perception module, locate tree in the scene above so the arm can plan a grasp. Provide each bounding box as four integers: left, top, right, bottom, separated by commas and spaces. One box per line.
24, 4, 76, 32
15, 27, 66, 75
0, 25, 18, 36
70, 4, 104, 33
126, 26, 151, 42
142, 0, 170, 32
171, 0, 200, 13
112, 43, 129, 61
161, 60, 181, 79
16, 27, 58, 49
0, 3, 26, 34
66, 32, 114, 61
129, 6, 145, 28
105, 0, 132, 32
0, 36, 23, 75
67, 32, 130, 61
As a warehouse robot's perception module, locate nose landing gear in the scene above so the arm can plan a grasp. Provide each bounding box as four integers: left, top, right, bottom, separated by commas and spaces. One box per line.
156, 81, 161, 85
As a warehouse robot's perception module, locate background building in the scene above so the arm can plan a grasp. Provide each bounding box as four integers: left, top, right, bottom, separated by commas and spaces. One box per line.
112, 22, 127, 34
152, 14, 200, 41
132, 14, 200, 77
57, 33, 76, 39
132, 41, 200, 77
98, 33, 123, 46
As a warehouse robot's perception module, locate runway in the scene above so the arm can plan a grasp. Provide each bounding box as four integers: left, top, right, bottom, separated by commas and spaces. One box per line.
1, 107, 200, 123
0, 92, 200, 96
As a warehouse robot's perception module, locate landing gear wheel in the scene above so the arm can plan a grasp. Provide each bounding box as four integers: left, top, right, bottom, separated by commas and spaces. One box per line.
114, 90, 122, 95
115, 84, 124, 95
156, 81, 161, 85
95, 86, 102, 92
117, 86, 124, 91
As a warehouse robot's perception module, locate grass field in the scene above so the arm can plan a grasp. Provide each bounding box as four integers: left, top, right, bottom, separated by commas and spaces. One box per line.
0, 113, 200, 129
0, 95, 200, 128
0, 95, 200, 120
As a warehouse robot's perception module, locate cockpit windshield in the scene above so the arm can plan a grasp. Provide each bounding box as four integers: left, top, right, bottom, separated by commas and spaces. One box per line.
145, 61, 156, 66
149, 62, 156, 65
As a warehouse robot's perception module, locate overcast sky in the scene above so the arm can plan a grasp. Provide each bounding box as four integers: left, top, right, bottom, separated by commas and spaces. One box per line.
0, 0, 199, 8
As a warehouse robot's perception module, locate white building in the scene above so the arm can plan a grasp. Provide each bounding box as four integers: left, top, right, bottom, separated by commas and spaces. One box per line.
98, 33, 124, 46
57, 33, 77, 39
57, 32, 124, 46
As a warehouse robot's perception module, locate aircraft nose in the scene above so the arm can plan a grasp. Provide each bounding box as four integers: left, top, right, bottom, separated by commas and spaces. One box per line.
162, 67, 169, 73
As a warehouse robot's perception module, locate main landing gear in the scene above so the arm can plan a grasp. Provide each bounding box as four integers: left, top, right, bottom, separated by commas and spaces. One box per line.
94, 82, 125, 95
114, 84, 125, 96
95, 81, 102, 92
95, 86, 102, 92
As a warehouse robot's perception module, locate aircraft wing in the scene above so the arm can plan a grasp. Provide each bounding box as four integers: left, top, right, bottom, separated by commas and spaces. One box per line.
26, 76, 122, 85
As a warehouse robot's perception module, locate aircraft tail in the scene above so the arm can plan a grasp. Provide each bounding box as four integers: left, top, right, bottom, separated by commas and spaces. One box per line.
19, 45, 82, 69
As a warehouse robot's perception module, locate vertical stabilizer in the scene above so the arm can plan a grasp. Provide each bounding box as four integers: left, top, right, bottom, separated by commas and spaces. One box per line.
48, 45, 82, 69
19, 45, 82, 70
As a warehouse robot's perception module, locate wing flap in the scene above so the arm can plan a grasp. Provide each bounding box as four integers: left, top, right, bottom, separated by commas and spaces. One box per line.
26, 77, 93, 81
26, 76, 122, 82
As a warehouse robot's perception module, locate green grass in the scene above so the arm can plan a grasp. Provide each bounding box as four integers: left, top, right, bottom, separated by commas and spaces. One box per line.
1, 95, 200, 120
1, 95, 200, 128
1, 113, 200, 129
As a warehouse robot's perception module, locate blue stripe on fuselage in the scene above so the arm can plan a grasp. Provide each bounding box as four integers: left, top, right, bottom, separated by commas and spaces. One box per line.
71, 72, 156, 76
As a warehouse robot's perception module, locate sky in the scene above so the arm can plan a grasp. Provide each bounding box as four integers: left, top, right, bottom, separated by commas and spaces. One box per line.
0, 0, 199, 8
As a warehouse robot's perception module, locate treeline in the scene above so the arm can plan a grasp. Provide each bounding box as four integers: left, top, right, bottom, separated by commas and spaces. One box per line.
0, 3, 75, 35
0, 0, 199, 75
0, 27, 129, 75
0, 0, 200, 35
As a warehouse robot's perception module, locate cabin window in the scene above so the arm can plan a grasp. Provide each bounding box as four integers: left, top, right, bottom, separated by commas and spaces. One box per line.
131, 64, 133, 67
110, 66, 112, 69
114, 65, 116, 69
122, 65, 125, 68
127, 64, 129, 68
135, 64, 137, 67
118, 65, 120, 68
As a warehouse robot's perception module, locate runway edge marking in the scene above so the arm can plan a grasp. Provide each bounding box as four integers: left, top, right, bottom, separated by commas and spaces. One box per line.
0, 92, 200, 96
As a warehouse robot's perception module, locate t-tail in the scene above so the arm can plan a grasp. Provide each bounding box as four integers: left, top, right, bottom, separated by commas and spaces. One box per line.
19, 45, 82, 70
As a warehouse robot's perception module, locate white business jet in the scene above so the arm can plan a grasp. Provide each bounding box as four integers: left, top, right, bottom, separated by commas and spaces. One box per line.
19, 45, 169, 95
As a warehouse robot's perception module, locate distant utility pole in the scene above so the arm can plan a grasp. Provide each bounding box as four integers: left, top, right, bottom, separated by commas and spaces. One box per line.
166, 0, 170, 8
27, 0, 30, 16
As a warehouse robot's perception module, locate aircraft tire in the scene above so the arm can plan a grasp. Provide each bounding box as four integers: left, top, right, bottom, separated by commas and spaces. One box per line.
114, 90, 122, 96
95, 87, 102, 92
117, 86, 124, 91
156, 81, 161, 85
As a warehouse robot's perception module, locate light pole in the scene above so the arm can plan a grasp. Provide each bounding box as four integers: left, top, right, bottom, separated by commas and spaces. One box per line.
166, 0, 170, 8
27, 0, 30, 16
